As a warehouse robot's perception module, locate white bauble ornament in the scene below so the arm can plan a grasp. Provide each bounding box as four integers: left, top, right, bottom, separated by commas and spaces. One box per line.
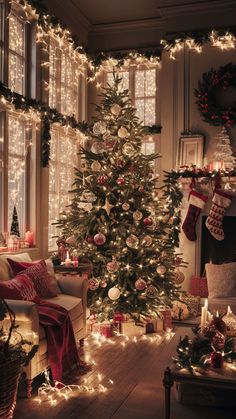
122, 202, 130, 211
118, 126, 129, 138
107, 257, 119, 273
146, 285, 158, 299
122, 143, 135, 157
133, 210, 143, 221
135, 278, 147, 291
94, 233, 106, 246
93, 121, 106, 135
88, 278, 99, 291
156, 265, 167, 275
111, 104, 121, 116
82, 190, 97, 202
91, 161, 101, 172
126, 234, 139, 249
143, 235, 152, 246
91, 141, 105, 154
108, 287, 121, 300
102, 130, 111, 140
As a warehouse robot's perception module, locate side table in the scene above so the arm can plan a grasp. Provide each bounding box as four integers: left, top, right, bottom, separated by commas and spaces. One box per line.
163, 363, 236, 419
54, 263, 92, 278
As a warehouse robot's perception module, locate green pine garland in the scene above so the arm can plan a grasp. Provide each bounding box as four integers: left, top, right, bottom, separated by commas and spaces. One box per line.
194, 62, 236, 128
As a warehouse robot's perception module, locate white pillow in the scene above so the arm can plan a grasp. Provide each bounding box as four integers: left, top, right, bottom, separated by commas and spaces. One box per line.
205, 262, 236, 298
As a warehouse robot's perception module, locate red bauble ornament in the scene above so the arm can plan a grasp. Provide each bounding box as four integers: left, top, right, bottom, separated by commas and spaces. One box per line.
116, 177, 125, 185
138, 186, 145, 193
94, 232, 106, 246
209, 316, 227, 335
143, 217, 153, 226
97, 175, 107, 185
210, 351, 223, 368
85, 235, 94, 244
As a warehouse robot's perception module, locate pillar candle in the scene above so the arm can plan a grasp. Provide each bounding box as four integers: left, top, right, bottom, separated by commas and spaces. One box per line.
25, 231, 34, 247
201, 298, 208, 330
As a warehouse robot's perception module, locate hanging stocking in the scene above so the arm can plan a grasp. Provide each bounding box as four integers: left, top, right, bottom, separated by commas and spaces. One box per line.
182, 189, 208, 241
205, 189, 233, 241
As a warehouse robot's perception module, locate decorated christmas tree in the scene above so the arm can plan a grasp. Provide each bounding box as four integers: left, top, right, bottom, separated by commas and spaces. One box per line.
10, 205, 20, 237
56, 74, 180, 322
213, 127, 235, 169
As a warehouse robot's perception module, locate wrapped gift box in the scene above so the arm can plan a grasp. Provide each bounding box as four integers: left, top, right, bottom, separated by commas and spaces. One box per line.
120, 320, 144, 336
145, 318, 163, 333
88, 321, 113, 337
160, 309, 172, 331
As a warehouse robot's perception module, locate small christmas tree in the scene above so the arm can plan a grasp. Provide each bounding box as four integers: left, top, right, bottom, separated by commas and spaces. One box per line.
56, 74, 180, 322
10, 205, 20, 237
212, 127, 235, 169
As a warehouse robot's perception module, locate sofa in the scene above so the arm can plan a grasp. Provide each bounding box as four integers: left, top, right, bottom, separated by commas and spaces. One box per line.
0, 252, 88, 396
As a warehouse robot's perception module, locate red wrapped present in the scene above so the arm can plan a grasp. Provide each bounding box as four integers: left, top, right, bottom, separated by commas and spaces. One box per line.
92, 322, 113, 338
190, 276, 208, 298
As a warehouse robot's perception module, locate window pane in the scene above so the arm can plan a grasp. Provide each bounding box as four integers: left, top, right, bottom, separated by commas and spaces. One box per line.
145, 98, 156, 126
8, 14, 25, 95
48, 129, 78, 250
135, 69, 156, 126
8, 115, 26, 236
8, 53, 24, 94
107, 71, 129, 91
9, 14, 24, 55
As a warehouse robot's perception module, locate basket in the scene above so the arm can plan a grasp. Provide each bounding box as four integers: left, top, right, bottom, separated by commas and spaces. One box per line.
0, 357, 22, 418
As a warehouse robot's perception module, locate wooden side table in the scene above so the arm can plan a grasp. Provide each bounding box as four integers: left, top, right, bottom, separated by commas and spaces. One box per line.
163, 363, 236, 419
54, 263, 92, 277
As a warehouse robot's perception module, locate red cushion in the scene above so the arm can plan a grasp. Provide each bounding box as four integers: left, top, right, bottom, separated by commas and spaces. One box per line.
7, 259, 57, 299
0, 274, 37, 301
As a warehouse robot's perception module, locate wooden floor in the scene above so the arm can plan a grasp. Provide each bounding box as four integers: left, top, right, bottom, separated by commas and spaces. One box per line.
14, 327, 236, 419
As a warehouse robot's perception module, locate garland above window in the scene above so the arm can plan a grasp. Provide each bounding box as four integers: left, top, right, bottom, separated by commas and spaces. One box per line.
194, 62, 236, 128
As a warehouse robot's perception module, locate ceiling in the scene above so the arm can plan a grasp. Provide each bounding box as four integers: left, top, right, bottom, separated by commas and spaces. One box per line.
43, 0, 236, 51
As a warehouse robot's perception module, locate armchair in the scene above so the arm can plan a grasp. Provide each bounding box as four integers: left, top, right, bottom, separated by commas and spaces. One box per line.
0, 253, 88, 396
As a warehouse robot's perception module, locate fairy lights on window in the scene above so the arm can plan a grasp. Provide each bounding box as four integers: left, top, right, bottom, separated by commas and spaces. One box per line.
135, 69, 156, 126
8, 12, 25, 94
48, 126, 80, 250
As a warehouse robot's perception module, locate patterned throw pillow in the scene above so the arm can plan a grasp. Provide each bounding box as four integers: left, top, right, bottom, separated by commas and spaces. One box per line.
0, 274, 37, 301
7, 259, 57, 299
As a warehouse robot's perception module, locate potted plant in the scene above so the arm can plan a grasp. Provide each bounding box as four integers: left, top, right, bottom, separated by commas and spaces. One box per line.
0, 298, 38, 419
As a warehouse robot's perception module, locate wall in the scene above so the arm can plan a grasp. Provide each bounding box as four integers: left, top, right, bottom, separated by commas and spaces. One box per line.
159, 44, 236, 290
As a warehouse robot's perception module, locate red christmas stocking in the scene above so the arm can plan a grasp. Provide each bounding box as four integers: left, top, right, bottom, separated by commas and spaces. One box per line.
182, 190, 208, 241
205, 189, 232, 241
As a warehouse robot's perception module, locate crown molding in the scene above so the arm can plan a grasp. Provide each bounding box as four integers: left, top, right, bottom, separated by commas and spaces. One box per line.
90, 17, 165, 34
159, 0, 236, 18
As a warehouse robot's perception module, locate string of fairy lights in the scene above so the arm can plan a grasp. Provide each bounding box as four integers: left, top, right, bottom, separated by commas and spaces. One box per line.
34, 330, 174, 406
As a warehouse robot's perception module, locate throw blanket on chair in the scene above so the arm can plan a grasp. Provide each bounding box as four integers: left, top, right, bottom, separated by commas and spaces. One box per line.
36, 300, 80, 382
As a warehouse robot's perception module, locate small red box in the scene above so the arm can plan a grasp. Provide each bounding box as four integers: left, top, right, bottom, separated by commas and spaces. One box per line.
190, 276, 208, 297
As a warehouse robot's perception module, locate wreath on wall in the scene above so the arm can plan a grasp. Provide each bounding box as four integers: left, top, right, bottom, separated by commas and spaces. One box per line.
194, 62, 236, 128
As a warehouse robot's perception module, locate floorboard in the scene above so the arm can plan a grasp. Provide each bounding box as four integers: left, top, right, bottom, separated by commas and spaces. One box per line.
14, 328, 236, 419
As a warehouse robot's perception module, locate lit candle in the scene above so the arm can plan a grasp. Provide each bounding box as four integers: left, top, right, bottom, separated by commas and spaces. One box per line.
201, 298, 208, 330
65, 250, 71, 266
25, 231, 34, 247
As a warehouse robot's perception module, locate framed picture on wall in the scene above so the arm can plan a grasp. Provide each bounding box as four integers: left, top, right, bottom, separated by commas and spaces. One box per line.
178, 134, 204, 168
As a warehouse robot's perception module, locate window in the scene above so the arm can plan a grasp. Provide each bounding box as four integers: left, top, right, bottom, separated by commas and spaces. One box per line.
0, 111, 38, 242
48, 126, 79, 250
106, 71, 129, 91
0, 1, 5, 81
49, 38, 81, 119
8, 11, 25, 94
134, 69, 156, 126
